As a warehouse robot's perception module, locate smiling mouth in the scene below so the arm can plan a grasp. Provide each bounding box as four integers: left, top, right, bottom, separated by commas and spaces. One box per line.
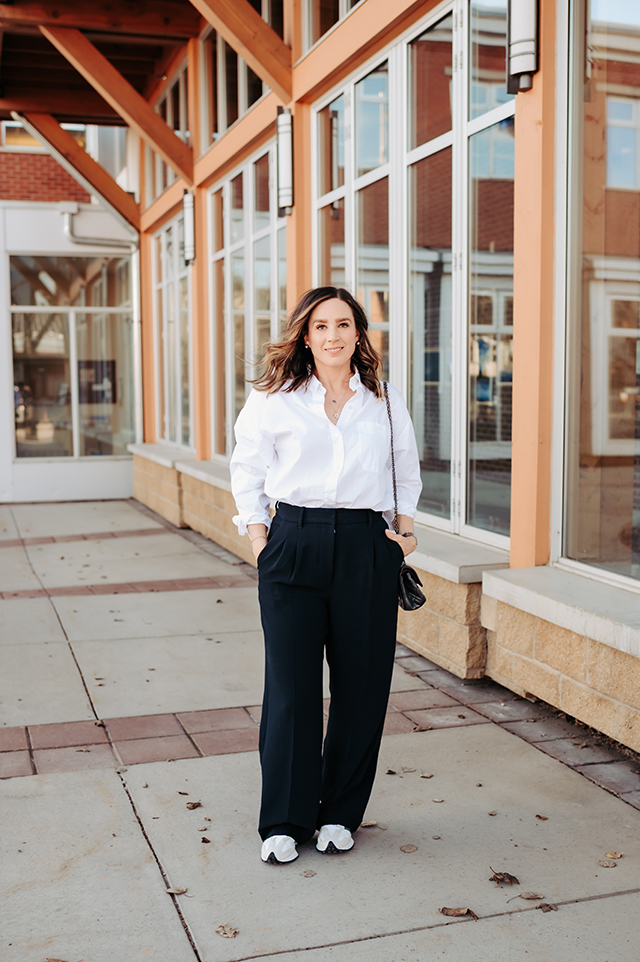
325, 346, 343, 353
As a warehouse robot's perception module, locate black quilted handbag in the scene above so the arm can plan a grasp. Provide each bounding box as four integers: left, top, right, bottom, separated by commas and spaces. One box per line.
383, 382, 427, 612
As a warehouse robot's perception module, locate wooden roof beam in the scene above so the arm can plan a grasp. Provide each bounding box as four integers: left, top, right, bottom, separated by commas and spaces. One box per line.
187, 0, 291, 104
39, 26, 193, 185
0, 90, 120, 122
19, 112, 140, 230
0, 1, 201, 40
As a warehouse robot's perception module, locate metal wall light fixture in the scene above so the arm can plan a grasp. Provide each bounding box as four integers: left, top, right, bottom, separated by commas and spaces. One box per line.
507, 0, 539, 93
183, 189, 195, 263
277, 107, 293, 216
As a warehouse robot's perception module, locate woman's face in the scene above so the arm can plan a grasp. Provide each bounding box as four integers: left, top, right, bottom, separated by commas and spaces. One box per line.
304, 298, 359, 372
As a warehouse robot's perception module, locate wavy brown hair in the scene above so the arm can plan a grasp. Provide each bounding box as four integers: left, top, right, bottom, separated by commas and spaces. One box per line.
252, 287, 382, 398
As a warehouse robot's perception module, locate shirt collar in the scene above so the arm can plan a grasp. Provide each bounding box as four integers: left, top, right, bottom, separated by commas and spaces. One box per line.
308, 369, 363, 396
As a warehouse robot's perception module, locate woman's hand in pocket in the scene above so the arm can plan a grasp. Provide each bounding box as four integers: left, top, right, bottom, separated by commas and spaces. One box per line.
385, 527, 417, 558
248, 524, 268, 563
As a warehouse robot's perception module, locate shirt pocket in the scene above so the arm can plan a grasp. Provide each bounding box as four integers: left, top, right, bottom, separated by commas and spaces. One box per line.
352, 421, 387, 474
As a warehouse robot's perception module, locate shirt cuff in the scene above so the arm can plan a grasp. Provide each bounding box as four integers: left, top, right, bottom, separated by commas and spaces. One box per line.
233, 512, 272, 538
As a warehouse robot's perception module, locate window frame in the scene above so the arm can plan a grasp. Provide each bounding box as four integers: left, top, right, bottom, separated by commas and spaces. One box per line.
207, 143, 287, 460
152, 214, 194, 450
311, 0, 515, 548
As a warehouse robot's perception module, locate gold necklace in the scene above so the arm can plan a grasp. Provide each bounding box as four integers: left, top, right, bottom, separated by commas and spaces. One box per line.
325, 380, 352, 421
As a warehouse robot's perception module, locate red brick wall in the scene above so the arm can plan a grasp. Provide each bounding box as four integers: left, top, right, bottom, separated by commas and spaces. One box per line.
0, 152, 91, 203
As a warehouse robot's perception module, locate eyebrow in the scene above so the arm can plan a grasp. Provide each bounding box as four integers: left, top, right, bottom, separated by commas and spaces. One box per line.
311, 316, 353, 323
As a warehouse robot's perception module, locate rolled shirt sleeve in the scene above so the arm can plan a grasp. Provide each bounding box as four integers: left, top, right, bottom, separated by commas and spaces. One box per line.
230, 389, 275, 536
387, 385, 422, 520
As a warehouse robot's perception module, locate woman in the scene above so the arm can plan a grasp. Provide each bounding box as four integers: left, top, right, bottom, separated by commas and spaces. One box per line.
230, 287, 421, 864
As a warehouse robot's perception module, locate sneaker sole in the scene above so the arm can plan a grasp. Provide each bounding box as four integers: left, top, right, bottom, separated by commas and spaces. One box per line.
262, 850, 298, 864
317, 840, 354, 854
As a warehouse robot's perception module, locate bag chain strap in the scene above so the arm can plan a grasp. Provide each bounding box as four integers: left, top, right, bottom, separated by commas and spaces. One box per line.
383, 381, 399, 535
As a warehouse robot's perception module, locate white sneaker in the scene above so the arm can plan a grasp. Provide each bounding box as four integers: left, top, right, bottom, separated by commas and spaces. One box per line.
316, 824, 354, 854
261, 835, 298, 864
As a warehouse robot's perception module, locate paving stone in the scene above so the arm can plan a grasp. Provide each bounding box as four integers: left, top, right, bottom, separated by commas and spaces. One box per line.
395, 643, 414, 657
246, 705, 262, 723
190, 728, 260, 755
395, 655, 438, 673
0, 750, 32, 778
417, 668, 465, 687
501, 716, 588, 742
388, 689, 458, 712
104, 713, 183, 741
537, 737, 622, 767
382, 713, 417, 735
116, 734, 200, 765
33, 743, 117, 774
403, 706, 490, 729
620, 790, 640, 810
177, 707, 257, 733
575, 761, 640, 795
0, 727, 28, 752
475, 699, 550, 723
29, 719, 109, 750
439, 682, 519, 704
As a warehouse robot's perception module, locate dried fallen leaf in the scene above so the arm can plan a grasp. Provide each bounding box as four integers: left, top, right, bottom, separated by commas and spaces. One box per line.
201, 836, 211, 844
385, 769, 396, 775
401, 766, 416, 773
433, 798, 444, 803
457, 714, 466, 719
186, 801, 202, 810
301, 870, 316, 877
166, 887, 188, 895
361, 820, 377, 828
489, 867, 520, 885
605, 852, 624, 859
520, 892, 545, 900
535, 814, 548, 821
440, 906, 478, 921
432, 835, 441, 840
598, 858, 617, 868
537, 903, 558, 913
420, 772, 433, 779
413, 724, 431, 731
215, 924, 238, 938
488, 811, 497, 816
74, 748, 90, 753
400, 844, 418, 853
177, 791, 189, 796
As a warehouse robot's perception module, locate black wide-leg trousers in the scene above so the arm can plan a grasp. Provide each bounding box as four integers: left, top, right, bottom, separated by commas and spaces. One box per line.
257, 503, 403, 843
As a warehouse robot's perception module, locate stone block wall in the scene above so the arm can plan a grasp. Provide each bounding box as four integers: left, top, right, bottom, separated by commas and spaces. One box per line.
132, 455, 184, 528
397, 569, 486, 679
482, 598, 640, 753
181, 474, 253, 565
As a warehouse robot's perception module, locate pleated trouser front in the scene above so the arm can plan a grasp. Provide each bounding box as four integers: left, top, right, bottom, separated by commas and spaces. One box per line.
256, 503, 403, 843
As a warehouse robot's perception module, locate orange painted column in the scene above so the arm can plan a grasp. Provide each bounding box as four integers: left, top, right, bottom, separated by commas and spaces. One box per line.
287, 100, 313, 307
139, 228, 156, 442
509, 0, 556, 568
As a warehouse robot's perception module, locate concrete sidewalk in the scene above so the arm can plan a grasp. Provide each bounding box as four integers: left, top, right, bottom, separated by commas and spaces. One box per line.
1, 500, 639, 961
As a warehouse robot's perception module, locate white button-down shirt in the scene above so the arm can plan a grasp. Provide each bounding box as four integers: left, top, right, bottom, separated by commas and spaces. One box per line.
230, 372, 422, 534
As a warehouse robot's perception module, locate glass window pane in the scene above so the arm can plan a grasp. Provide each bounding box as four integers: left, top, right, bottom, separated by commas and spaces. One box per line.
247, 65, 263, 108
470, 0, 513, 120
208, 32, 218, 142
270, 0, 284, 38
319, 199, 345, 287
355, 61, 388, 178
166, 281, 177, 442
76, 314, 135, 456
468, 118, 514, 536
254, 236, 271, 360
10, 256, 131, 308
225, 42, 239, 127
156, 286, 165, 439
357, 177, 388, 379
409, 13, 453, 149
409, 147, 452, 519
180, 276, 190, 446
311, 0, 339, 45
12, 312, 73, 457
565, 1, 640, 582
278, 227, 287, 332
254, 154, 270, 232
232, 253, 245, 425
230, 173, 244, 244
212, 189, 224, 252
213, 258, 226, 455
318, 94, 345, 195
